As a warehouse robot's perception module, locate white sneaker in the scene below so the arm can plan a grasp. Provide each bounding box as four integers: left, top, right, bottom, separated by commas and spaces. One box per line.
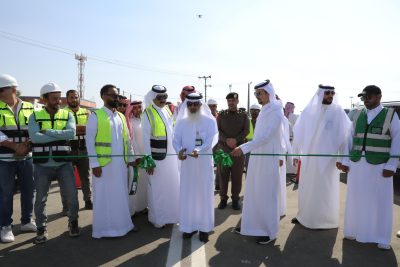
377, 243, 391, 250
1, 226, 15, 243
344, 236, 356, 241
152, 223, 165, 229
21, 220, 37, 232
397, 230, 400, 238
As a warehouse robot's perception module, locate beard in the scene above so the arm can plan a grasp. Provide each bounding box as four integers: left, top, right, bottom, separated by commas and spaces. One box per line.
187, 110, 201, 122
108, 99, 118, 108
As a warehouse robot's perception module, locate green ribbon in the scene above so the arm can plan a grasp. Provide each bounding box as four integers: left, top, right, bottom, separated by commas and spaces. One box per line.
213, 149, 233, 168
138, 155, 156, 170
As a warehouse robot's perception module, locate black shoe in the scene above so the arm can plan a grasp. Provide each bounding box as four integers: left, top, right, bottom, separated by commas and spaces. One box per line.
131, 225, 140, 232
256, 236, 273, 245
68, 220, 80, 237
291, 217, 299, 224
232, 200, 241, 210
218, 200, 227, 209
84, 200, 93, 210
34, 227, 48, 244
234, 227, 241, 234
140, 208, 149, 215
182, 231, 198, 239
199, 231, 209, 243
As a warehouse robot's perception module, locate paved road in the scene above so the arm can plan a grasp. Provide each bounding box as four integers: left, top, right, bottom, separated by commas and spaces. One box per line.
1, 174, 399, 267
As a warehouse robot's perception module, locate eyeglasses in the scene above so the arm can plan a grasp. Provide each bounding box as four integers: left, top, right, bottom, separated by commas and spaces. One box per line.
360, 95, 373, 101
104, 93, 119, 99
155, 94, 168, 100
117, 103, 127, 108
324, 90, 335, 96
254, 92, 264, 97
187, 102, 201, 107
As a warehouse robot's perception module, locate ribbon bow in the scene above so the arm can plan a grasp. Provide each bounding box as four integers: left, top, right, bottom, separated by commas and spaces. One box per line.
213, 149, 233, 168
138, 155, 156, 170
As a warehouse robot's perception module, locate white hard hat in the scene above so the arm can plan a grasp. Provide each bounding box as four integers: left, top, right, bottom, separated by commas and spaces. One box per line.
207, 98, 218, 105
250, 104, 261, 110
40, 83, 62, 96
0, 74, 18, 88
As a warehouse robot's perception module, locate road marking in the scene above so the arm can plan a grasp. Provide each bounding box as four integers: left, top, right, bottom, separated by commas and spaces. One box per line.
190, 237, 207, 267
166, 225, 183, 267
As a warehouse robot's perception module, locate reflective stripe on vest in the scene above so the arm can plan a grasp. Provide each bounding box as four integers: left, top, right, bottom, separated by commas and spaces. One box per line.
144, 105, 172, 160
350, 107, 394, 164
31, 109, 71, 163
94, 109, 129, 167
0, 101, 34, 154
65, 107, 88, 150
246, 120, 254, 141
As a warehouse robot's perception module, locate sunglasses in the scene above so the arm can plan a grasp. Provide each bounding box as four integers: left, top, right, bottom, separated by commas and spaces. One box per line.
254, 91, 264, 97
324, 90, 336, 96
156, 94, 168, 100
104, 93, 119, 99
360, 95, 374, 101
187, 102, 201, 107
117, 103, 127, 108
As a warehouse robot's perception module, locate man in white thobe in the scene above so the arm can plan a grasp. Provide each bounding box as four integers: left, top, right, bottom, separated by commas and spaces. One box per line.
125, 100, 149, 215
232, 80, 284, 245
142, 85, 180, 228
341, 85, 400, 250
276, 95, 292, 217
173, 92, 218, 243
86, 84, 135, 238
292, 85, 351, 229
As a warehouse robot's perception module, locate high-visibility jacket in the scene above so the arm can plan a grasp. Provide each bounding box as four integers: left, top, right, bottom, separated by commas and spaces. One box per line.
350, 107, 394, 164
144, 105, 173, 160
0, 100, 34, 157
246, 120, 254, 141
65, 106, 89, 151
94, 109, 130, 167
31, 109, 71, 164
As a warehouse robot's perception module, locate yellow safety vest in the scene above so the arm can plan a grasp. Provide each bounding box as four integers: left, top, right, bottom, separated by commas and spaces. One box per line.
246, 120, 254, 141
31, 108, 71, 164
144, 105, 173, 160
0, 100, 34, 156
65, 106, 89, 151
94, 108, 130, 167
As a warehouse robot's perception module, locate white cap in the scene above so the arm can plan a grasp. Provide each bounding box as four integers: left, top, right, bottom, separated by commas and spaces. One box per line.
0, 74, 18, 88
40, 83, 62, 96
207, 98, 218, 105
250, 104, 261, 110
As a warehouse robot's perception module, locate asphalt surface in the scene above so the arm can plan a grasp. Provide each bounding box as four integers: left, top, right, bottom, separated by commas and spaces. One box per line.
1, 173, 400, 267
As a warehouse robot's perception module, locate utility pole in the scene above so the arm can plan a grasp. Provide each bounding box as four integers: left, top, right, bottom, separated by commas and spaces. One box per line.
247, 81, 252, 115
75, 53, 87, 99
229, 84, 232, 92
198, 75, 211, 102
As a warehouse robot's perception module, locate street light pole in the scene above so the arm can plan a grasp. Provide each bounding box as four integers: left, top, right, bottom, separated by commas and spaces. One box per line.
198, 75, 211, 102
247, 81, 252, 115
229, 84, 232, 92
350, 96, 354, 108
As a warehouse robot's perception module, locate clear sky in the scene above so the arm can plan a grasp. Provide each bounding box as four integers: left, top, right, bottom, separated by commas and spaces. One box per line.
1, 0, 399, 111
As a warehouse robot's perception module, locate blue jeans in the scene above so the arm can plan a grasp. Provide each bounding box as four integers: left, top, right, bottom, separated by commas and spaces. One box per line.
34, 163, 79, 228
0, 159, 34, 227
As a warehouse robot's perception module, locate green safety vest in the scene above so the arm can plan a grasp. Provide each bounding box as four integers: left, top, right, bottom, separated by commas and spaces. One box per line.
350, 107, 394, 164
31, 108, 71, 164
94, 108, 130, 167
246, 120, 254, 141
65, 106, 89, 151
144, 105, 173, 160
0, 100, 34, 155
